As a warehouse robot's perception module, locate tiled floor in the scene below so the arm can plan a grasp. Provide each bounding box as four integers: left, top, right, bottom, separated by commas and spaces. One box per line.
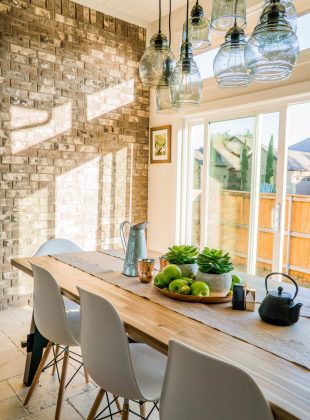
0, 306, 159, 420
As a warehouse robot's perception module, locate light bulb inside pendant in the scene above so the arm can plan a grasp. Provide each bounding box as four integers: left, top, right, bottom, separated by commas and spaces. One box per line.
211, 0, 246, 32
156, 56, 176, 113
182, 1, 211, 51
170, 41, 202, 109
139, 0, 174, 87
214, 26, 251, 88
245, 0, 299, 82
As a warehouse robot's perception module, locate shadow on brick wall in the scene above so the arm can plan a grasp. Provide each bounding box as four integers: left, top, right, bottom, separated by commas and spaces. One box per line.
0, 0, 150, 308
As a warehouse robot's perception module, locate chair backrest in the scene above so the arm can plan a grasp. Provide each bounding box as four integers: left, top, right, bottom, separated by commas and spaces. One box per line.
78, 287, 143, 400
31, 263, 79, 347
35, 238, 82, 256
160, 340, 274, 420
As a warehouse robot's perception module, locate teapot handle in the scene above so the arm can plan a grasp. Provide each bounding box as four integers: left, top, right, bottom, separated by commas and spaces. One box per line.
120, 221, 130, 252
265, 272, 299, 300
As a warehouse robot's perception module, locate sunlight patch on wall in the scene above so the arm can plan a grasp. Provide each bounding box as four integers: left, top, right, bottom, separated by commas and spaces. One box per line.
10, 102, 72, 154
17, 186, 50, 266
101, 152, 113, 248
86, 80, 135, 121
114, 147, 128, 224
55, 157, 100, 250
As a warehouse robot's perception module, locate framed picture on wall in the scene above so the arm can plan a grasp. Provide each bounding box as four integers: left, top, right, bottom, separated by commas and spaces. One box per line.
150, 125, 171, 164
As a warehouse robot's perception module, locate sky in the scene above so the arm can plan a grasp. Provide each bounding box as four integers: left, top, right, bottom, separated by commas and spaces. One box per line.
209, 102, 310, 150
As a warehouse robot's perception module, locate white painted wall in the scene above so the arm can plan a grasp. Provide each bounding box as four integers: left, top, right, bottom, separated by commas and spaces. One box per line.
147, 0, 310, 253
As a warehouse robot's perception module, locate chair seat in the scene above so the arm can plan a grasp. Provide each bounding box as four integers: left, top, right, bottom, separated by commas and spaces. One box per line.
66, 309, 81, 345
129, 343, 167, 402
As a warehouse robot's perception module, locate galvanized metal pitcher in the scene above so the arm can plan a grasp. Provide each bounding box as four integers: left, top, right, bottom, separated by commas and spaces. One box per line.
120, 221, 149, 276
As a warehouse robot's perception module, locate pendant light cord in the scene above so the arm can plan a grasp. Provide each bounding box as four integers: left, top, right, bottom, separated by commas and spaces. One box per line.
234, 0, 239, 26
159, 0, 162, 32
185, 0, 189, 42
169, 0, 172, 47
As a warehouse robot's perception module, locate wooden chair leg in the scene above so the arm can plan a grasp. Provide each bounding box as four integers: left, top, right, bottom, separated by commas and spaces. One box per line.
139, 401, 146, 418
52, 344, 60, 376
55, 347, 69, 420
121, 398, 129, 420
24, 341, 53, 406
87, 388, 106, 420
83, 365, 90, 384
114, 394, 122, 412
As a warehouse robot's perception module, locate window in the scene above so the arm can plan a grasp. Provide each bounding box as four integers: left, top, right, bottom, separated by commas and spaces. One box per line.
182, 100, 310, 288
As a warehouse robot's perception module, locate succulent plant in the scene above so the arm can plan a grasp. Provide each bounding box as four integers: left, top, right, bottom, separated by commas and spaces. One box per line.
197, 247, 234, 274
165, 245, 198, 265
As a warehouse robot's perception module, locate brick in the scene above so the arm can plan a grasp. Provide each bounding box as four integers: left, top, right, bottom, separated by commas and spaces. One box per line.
0, 0, 148, 310
10, 44, 36, 57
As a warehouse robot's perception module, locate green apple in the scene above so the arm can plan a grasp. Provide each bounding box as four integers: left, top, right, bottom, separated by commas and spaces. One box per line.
181, 276, 193, 286
162, 264, 182, 284
154, 272, 169, 289
190, 281, 210, 297
169, 279, 191, 295
231, 274, 243, 290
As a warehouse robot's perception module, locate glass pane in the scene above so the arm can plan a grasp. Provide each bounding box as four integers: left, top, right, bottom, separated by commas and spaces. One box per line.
190, 123, 204, 247
207, 117, 256, 272
285, 102, 310, 288
256, 112, 280, 277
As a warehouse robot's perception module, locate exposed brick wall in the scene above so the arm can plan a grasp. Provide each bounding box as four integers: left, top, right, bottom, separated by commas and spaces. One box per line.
0, 0, 149, 309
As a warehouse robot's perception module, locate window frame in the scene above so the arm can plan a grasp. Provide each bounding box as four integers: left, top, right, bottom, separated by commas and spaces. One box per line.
179, 93, 310, 275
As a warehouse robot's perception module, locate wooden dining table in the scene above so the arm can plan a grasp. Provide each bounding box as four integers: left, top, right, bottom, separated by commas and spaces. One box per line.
12, 252, 310, 420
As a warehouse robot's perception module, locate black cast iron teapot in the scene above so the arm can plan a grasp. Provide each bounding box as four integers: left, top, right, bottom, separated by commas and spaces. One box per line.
258, 272, 302, 326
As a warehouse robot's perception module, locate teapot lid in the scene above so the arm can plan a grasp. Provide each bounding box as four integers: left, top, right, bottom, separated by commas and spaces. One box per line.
265, 272, 299, 301
268, 286, 292, 301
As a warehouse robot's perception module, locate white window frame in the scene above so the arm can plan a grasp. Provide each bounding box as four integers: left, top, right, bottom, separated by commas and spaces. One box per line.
180, 92, 310, 275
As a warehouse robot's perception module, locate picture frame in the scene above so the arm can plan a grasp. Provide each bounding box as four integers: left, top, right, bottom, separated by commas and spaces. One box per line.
150, 125, 171, 164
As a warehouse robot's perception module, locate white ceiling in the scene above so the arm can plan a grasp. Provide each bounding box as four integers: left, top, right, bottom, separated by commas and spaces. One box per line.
74, 0, 188, 28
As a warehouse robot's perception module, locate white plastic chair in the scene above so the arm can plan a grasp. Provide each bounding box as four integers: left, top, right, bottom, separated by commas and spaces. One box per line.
34, 238, 83, 375
34, 238, 82, 312
24, 264, 81, 420
160, 339, 274, 420
34, 238, 83, 256
78, 287, 167, 420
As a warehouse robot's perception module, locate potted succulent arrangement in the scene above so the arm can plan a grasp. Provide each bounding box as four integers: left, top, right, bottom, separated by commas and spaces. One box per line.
196, 247, 234, 297
164, 245, 198, 278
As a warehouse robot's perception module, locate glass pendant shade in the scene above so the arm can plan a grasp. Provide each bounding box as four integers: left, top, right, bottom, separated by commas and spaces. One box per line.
170, 42, 202, 109
139, 32, 174, 87
213, 26, 251, 88
156, 57, 176, 113
263, 0, 297, 32
245, 1, 299, 82
211, 0, 246, 32
182, 2, 211, 50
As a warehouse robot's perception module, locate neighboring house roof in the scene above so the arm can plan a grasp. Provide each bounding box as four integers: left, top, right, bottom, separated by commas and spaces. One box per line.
287, 150, 310, 171
194, 149, 204, 163
288, 137, 310, 152
287, 138, 310, 171
202, 134, 310, 172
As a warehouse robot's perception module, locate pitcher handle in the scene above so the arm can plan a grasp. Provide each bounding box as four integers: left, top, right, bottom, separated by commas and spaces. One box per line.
120, 221, 130, 252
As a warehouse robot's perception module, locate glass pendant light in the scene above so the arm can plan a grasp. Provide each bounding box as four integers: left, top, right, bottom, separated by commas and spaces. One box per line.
211, 0, 246, 32
139, 0, 174, 87
263, 0, 297, 32
156, 0, 176, 113
182, 0, 211, 51
213, 25, 251, 87
170, 0, 202, 109
245, 0, 299, 82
